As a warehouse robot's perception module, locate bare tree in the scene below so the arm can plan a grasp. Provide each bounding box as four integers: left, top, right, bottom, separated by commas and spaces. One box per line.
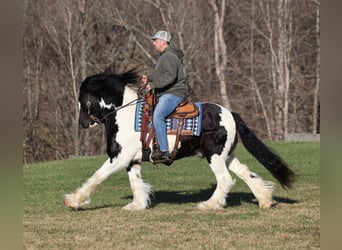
248, 1, 272, 138
313, 0, 320, 134
38, 1, 116, 158
23, 0, 50, 162
209, 0, 231, 109
253, 0, 293, 140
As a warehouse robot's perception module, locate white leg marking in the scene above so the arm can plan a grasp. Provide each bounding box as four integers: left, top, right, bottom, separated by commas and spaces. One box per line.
198, 154, 235, 210
64, 156, 129, 210
228, 156, 275, 208
122, 164, 152, 211
65, 87, 145, 210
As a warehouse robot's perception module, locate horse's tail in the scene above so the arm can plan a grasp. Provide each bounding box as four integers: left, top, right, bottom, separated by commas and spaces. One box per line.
231, 112, 296, 189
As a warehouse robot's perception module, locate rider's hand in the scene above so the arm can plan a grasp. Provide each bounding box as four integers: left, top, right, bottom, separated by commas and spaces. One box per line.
145, 83, 151, 92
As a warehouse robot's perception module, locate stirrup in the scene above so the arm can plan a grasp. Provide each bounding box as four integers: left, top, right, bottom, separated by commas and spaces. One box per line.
152, 151, 172, 165
151, 150, 160, 161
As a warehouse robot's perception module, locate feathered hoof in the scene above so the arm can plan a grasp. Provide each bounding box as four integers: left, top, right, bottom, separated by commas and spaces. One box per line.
258, 200, 277, 209
122, 202, 147, 211
198, 201, 224, 210
64, 197, 78, 210
64, 194, 91, 210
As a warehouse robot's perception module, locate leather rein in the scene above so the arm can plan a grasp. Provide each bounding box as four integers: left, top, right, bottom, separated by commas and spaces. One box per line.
86, 94, 140, 124
86, 77, 149, 124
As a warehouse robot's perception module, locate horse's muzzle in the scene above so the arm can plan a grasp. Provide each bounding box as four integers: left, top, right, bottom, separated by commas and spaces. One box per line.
79, 112, 91, 129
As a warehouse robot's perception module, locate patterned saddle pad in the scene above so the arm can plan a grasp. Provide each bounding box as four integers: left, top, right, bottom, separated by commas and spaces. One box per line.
134, 100, 202, 136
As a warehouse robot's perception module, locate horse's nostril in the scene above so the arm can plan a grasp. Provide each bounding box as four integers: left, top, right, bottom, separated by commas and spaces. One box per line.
79, 117, 90, 129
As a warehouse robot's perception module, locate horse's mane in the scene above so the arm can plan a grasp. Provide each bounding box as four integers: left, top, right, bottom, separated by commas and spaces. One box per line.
80, 68, 140, 95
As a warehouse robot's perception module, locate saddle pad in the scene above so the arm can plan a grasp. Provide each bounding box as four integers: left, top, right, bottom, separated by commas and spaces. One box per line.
134, 100, 202, 136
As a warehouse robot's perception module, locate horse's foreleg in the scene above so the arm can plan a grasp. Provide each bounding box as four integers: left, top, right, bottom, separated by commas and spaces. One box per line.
64, 158, 124, 210
122, 163, 152, 211
198, 155, 236, 210
228, 156, 275, 208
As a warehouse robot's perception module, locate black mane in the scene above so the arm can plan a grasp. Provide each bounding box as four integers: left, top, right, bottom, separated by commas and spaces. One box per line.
79, 68, 140, 104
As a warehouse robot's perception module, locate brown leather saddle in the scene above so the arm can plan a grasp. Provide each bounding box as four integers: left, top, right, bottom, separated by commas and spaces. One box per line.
169, 99, 199, 118
139, 90, 199, 165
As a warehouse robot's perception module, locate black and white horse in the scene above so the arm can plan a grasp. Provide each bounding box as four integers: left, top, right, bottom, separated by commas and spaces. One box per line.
64, 69, 295, 211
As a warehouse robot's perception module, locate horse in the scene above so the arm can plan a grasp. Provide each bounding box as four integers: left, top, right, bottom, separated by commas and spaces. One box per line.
64, 68, 296, 211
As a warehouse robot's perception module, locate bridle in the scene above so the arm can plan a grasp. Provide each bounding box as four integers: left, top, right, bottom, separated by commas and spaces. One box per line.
86, 94, 139, 124
85, 77, 148, 124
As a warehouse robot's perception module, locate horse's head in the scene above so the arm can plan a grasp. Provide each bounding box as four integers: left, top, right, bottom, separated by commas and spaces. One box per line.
78, 69, 140, 161
78, 69, 139, 129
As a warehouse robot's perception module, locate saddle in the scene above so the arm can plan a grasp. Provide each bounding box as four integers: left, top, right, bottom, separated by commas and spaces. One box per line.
168, 99, 199, 119
144, 90, 199, 118
139, 89, 199, 165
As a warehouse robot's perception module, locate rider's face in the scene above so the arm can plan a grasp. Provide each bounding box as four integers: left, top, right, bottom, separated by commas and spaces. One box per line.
152, 39, 168, 53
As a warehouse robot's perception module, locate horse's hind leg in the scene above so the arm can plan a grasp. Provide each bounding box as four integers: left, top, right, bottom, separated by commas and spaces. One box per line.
122, 163, 152, 211
198, 154, 236, 210
228, 156, 275, 208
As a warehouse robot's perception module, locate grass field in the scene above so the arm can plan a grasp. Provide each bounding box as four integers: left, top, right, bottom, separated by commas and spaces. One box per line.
23, 142, 320, 249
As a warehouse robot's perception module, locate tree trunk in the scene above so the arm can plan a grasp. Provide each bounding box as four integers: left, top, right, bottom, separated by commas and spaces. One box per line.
210, 0, 230, 110
249, 1, 272, 139
65, 6, 79, 156
78, 0, 90, 155
264, 0, 292, 140
313, 2, 320, 134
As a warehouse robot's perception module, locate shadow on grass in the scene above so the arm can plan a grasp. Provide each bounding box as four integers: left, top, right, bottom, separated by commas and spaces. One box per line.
73, 185, 298, 211
126, 184, 298, 208
73, 203, 115, 211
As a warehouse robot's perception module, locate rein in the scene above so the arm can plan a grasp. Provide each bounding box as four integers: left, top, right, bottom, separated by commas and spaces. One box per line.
86, 78, 149, 125
87, 97, 140, 124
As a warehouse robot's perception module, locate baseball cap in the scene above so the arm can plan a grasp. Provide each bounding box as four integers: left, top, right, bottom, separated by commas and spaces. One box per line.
149, 30, 172, 42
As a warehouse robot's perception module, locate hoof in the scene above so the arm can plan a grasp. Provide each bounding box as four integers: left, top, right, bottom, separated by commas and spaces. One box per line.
64, 194, 90, 210
259, 199, 277, 209
122, 202, 146, 211
198, 201, 224, 210
64, 198, 78, 210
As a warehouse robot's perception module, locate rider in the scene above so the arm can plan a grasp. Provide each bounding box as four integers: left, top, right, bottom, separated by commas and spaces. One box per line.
141, 30, 187, 162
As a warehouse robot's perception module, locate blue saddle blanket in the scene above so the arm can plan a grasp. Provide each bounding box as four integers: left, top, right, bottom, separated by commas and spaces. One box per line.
134, 100, 202, 136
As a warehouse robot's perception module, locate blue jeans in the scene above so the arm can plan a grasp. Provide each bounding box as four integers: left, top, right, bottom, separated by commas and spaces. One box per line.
153, 94, 184, 152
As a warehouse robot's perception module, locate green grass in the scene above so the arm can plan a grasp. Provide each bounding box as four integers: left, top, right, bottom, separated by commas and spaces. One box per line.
23, 142, 320, 249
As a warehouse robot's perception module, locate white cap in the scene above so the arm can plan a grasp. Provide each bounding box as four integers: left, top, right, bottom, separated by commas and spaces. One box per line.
149, 30, 172, 42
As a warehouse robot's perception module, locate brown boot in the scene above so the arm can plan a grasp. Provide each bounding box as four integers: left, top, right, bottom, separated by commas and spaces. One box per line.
151, 149, 161, 161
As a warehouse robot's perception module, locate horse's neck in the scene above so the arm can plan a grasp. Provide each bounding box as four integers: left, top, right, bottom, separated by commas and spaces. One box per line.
115, 86, 139, 142
117, 87, 137, 123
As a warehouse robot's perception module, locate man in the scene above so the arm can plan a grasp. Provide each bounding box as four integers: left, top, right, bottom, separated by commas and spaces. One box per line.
141, 30, 187, 162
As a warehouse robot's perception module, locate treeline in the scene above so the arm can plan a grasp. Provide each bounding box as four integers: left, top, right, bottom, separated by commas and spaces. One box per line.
23, 0, 320, 163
